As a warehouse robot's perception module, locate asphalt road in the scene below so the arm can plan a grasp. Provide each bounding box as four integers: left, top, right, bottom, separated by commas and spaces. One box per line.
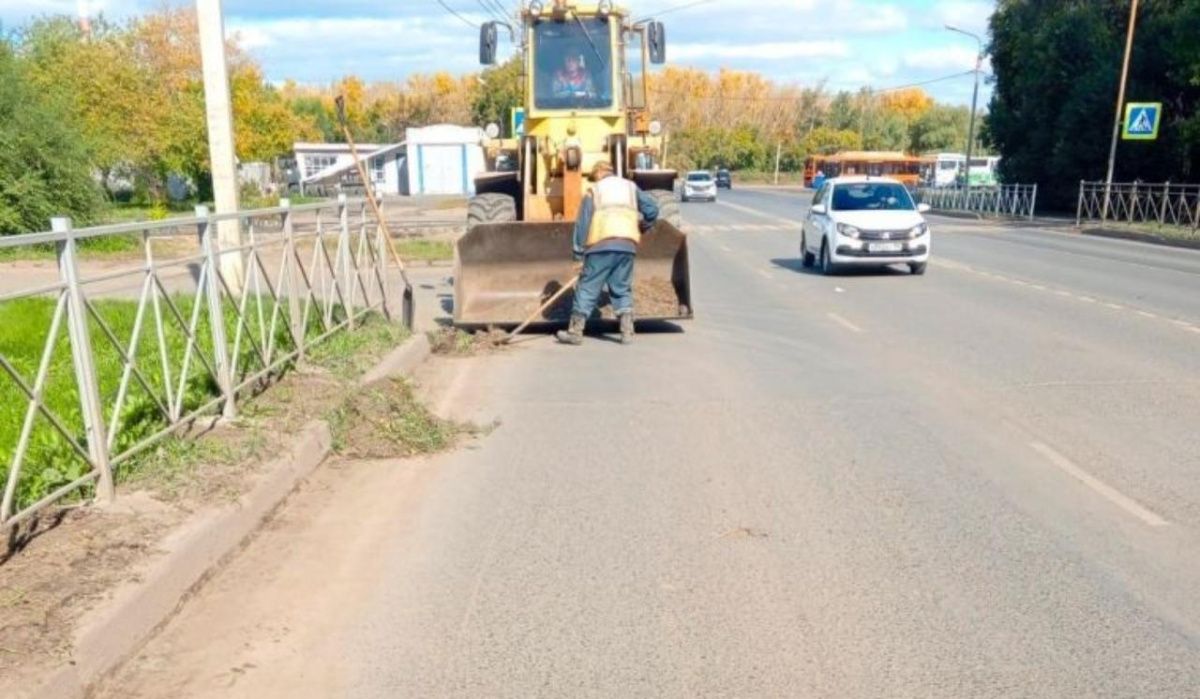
100, 188, 1200, 697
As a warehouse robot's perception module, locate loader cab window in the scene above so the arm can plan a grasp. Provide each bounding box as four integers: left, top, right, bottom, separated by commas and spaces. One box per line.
533, 18, 614, 110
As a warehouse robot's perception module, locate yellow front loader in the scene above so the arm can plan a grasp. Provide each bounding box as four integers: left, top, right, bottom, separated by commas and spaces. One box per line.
455, 0, 692, 327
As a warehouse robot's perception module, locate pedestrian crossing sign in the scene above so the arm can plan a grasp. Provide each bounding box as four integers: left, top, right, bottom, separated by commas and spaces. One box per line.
1123, 102, 1162, 140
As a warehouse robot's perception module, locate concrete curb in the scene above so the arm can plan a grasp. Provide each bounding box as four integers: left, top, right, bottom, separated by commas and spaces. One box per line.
359, 333, 432, 387
1079, 226, 1200, 251
25, 332, 433, 699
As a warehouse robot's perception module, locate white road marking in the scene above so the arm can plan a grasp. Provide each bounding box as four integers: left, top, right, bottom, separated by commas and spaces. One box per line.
938, 260, 1200, 338
827, 312, 864, 334
719, 244, 733, 252
1030, 441, 1169, 527
756, 269, 772, 279
714, 199, 795, 226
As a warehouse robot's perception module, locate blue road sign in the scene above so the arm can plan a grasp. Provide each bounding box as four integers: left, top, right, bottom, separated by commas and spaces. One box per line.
1123, 102, 1162, 141
511, 108, 526, 138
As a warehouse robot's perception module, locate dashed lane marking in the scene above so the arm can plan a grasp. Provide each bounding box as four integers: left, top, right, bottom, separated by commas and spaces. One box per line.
826, 312, 865, 334
1030, 441, 1169, 528
935, 260, 1197, 339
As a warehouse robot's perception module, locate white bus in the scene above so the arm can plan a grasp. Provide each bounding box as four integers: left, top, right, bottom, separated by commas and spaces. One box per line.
929, 153, 966, 187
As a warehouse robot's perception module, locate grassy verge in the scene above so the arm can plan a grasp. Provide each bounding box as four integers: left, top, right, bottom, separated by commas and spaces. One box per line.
0, 234, 143, 263
395, 239, 454, 262
305, 314, 410, 380
0, 293, 358, 511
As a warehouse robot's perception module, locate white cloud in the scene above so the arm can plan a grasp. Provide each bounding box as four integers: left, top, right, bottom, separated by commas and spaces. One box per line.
934, 0, 994, 34
903, 45, 980, 71
672, 41, 850, 61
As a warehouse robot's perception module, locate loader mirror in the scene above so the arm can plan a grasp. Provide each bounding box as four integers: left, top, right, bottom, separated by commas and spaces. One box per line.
480, 22, 499, 65
648, 21, 666, 64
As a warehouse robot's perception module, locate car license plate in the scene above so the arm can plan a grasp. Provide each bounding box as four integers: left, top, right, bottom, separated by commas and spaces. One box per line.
868, 242, 903, 253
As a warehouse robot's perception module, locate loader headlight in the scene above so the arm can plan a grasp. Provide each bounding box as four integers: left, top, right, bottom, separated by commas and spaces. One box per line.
908, 223, 928, 239
649, 120, 663, 136
485, 122, 501, 139
836, 223, 861, 239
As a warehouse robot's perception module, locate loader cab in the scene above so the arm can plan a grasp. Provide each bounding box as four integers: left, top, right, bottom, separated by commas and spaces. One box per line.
530, 15, 619, 114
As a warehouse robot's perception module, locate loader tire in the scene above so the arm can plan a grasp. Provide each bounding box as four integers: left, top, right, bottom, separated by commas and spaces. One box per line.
467, 193, 517, 227
646, 190, 682, 229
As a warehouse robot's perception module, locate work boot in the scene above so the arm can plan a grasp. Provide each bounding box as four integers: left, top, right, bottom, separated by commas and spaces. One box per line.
556, 313, 586, 345
618, 312, 635, 345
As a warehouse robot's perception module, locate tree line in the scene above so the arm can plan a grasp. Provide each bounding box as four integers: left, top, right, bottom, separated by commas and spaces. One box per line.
988, 0, 1200, 210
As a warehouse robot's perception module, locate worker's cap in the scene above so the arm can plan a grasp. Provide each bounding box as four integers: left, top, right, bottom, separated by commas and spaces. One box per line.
590, 160, 614, 181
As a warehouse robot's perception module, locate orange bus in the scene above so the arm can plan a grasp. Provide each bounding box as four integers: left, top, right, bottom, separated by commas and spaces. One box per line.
804, 151, 925, 189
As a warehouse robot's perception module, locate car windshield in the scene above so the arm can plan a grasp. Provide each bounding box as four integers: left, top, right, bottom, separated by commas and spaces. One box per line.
688, 173, 712, 182
831, 182, 915, 211
533, 18, 614, 110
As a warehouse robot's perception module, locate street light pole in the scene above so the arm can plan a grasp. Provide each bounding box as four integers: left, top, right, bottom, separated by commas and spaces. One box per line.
196, 0, 244, 291
1102, 0, 1141, 223
946, 25, 983, 197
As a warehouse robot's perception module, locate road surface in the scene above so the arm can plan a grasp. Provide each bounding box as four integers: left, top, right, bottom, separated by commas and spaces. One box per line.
99, 188, 1200, 697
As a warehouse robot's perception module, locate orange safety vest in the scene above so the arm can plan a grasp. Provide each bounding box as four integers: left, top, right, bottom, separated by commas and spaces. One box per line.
585, 176, 641, 248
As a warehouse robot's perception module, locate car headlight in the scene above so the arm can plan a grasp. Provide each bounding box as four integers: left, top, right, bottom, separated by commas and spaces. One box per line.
908, 223, 929, 239
836, 223, 861, 239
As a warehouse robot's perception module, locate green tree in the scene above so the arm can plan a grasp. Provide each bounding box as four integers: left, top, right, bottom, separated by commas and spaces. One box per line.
0, 40, 102, 234
472, 56, 523, 135
909, 104, 970, 153
988, 0, 1200, 209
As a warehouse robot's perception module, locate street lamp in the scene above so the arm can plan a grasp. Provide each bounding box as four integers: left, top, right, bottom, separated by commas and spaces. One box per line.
946, 24, 984, 195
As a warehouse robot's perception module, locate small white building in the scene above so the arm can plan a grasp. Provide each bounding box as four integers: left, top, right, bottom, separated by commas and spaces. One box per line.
404, 125, 487, 196
293, 125, 486, 197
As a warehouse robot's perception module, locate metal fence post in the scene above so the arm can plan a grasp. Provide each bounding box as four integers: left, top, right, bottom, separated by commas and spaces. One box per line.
336, 194, 354, 329
1193, 189, 1200, 233
1159, 182, 1170, 225
280, 198, 306, 359
54, 217, 114, 503
196, 206, 236, 419
1076, 181, 1085, 226
1030, 184, 1038, 220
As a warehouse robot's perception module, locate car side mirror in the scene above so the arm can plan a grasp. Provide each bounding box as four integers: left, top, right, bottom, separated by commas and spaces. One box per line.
648, 21, 666, 64
917, 203, 931, 213
480, 22, 498, 65
811, 204, 828, 216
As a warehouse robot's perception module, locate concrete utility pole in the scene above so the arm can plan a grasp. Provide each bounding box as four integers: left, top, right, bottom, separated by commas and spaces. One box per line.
946, 25, 983, 195
196, 0, 244, 290
1102, 0, 1141, 222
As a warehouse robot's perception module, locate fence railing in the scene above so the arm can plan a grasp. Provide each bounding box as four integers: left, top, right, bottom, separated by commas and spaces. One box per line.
0, 195, 404, 531
915, 184, 1039, 220
1076, 181, 1200, 231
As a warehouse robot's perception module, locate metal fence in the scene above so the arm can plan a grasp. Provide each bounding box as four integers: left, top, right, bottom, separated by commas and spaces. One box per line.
0, 195, 403, 531
915, 185, 1039, 220
1076, 181, 1200, 231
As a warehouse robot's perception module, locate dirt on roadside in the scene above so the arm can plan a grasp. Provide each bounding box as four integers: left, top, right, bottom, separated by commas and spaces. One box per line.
428, 327, 510, 356
0, 322, 470, 695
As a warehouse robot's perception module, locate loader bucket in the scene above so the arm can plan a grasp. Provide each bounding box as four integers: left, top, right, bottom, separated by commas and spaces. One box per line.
453, 220, 692, 327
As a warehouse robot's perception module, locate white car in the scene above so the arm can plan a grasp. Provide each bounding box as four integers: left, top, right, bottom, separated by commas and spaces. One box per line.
682, 171, 717, 202
800, 176, 931, 275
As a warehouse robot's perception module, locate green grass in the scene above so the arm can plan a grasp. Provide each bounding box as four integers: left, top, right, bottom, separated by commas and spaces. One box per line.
0, 234, 142, 263
395, 239, 453, 262
0, 292, 349, 512
305, 314, 410, 380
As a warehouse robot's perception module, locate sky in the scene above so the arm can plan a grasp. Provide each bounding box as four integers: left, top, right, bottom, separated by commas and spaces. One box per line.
2, 0, 997, 105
